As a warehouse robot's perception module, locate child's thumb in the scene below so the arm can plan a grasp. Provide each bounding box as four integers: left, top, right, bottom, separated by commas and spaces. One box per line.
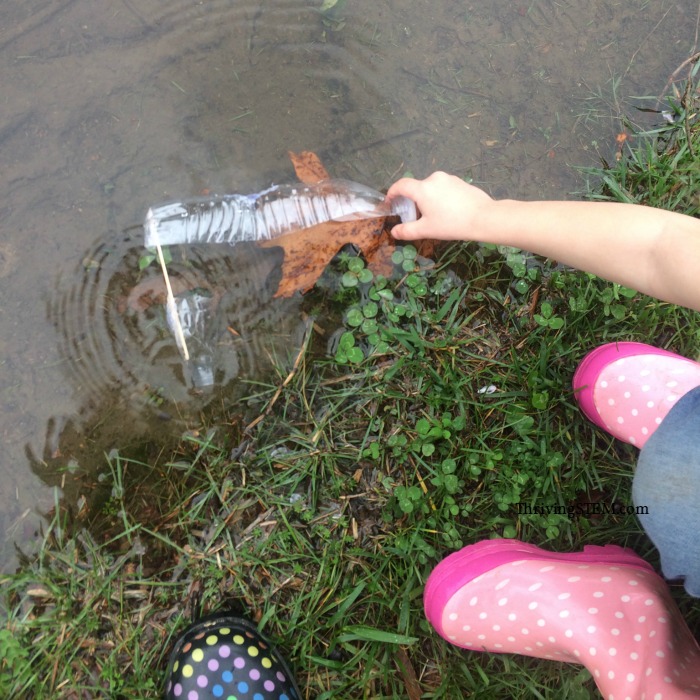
390, 220, 421, 240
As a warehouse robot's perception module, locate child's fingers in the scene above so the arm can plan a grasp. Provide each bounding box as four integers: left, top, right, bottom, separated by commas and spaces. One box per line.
390, 219, 424, 240
386, 177, 422, 204
390, 222, 408, 239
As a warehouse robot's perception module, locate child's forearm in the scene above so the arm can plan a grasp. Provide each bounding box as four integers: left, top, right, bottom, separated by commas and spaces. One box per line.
387, 173, 700, 312
477, 199, 700, 312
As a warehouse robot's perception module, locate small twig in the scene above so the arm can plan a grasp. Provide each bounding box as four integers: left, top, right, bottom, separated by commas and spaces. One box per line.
401, 67, 491, 99
146, 209, 190, 360
622, 6, 673, 85
411, 458, 436, 511
394, 647, 422, 700
656, 51, 700, 108
156, 243, 189, 360
235, 507, 277, 550
350, 128, 424, 154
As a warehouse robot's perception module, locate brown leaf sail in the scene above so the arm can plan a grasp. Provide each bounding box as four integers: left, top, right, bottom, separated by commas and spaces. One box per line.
259, 151, 395, 297
289, 150, 331, 184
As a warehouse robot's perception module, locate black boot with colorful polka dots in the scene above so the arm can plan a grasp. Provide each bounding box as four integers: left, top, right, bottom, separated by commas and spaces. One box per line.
164, 613, 301, 700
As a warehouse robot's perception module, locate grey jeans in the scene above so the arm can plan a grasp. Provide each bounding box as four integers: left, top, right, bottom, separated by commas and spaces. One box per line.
634, 385, 700, 597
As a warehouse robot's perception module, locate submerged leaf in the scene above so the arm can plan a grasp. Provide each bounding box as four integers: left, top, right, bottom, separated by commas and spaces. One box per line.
320, 0, 341, 12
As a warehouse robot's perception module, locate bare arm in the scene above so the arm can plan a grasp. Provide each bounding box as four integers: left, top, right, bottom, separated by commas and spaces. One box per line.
386, 172, 700, 312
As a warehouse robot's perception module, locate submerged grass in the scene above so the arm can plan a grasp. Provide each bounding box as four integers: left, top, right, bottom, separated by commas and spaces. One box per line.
4, 65, 700, 699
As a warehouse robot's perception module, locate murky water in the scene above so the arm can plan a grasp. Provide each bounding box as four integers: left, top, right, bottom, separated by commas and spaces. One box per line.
1, 0, 697, 568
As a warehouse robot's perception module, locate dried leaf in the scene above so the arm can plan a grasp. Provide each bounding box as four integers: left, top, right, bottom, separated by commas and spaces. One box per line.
394, 646, 422, 700
289, 150, 330, 184
260, 152, 396, 297
260, 217, 394, 297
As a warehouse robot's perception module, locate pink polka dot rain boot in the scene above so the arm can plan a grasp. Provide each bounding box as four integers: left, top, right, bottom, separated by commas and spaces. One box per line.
424, 539, 700, 699
573, 341, 700, 448
165, 613, 301, 700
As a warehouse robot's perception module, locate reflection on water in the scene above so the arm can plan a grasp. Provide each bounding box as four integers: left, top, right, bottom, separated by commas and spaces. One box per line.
0, 0, 698, 568
50, 232, 300, 415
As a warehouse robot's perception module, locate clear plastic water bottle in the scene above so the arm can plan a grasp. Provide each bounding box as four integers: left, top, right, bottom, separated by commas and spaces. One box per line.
144, 179, 417, 247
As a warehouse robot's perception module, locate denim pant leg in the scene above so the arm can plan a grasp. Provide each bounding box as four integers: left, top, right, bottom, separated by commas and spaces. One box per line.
633, 385, 700, 597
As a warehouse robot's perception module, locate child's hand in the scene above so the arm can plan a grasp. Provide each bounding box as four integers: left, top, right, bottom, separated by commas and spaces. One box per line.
386, 172, 494, 241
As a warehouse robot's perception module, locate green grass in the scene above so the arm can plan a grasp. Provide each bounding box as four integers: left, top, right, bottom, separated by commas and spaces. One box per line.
4, 67, 700, 699
579, 57, 700, 216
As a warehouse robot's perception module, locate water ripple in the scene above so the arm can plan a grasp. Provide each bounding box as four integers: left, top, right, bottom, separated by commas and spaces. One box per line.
49, 230, 304, 422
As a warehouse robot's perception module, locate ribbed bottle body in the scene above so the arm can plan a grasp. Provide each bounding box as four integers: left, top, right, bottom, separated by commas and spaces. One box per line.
144, 179, 416, 247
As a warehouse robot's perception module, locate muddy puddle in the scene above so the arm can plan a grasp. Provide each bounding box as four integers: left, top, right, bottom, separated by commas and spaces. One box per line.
0, 0, 697, 568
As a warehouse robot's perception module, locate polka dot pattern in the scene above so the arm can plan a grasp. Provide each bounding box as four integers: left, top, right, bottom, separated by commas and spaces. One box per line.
165, 616, 300, 700
591, 354, 700, 448
436, 556, 700, 699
